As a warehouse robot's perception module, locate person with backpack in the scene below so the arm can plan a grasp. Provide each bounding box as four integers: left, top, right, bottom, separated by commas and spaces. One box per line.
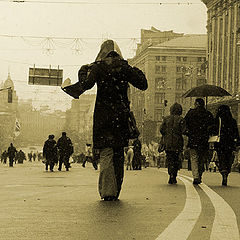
56, 132, 74, 171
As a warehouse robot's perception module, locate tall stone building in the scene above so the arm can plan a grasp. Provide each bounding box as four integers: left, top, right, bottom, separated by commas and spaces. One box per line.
0, 73, 18, 151
201, 0, 240, 125
128, 28, 207, 141
202, 0, 240, 94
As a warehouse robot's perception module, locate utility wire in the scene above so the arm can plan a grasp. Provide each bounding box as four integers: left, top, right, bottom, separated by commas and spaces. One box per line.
0, 0, 202, 5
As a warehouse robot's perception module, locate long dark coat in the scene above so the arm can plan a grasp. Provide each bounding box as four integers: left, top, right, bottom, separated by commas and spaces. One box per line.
160, 103, 186, 152
43, 139, 57, 161
184, 106, 214, 150
82, 61, 147, 149
66, 42, 148, 149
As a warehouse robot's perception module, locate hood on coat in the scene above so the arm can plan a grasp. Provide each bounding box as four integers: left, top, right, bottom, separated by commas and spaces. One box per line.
95, 40, 123, 61
170, 103, 182, 116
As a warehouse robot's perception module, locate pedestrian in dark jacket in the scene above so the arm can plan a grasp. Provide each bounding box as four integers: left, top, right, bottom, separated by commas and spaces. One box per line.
7, 143, 17, 167
160, 103, 186, 184
62, 40, 148, 201
1, 150, 8, 164
213, 105, 239, 186
43, 135, 57, 172
184, 98, 214, 184
56, 132, 73, 171
132, 138, 142, 170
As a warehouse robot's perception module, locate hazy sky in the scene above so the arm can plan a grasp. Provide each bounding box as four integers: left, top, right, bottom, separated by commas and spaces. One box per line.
0, 0, 207, 110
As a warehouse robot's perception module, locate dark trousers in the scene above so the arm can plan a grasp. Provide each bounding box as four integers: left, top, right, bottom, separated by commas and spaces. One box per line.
58, 154, 70, 171
9, 157, 14, 167
46, 160, 54, 171
166, 151, 180, 176
216, 150, 234, 175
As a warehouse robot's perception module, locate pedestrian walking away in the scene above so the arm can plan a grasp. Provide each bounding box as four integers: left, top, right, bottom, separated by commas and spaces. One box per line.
43, 135, 58, 172
62, 39, 148, 201
28, 152, 33, 162
82, 143, 98, 170
184, 98, 214, 184
57, 132, 74, 171
132, 138, 142, 170
7, 143, 17, 167
1, 150, 8, 164
126, 145, 134, 170
212, 105, 239, 186
160, 103, 186, 184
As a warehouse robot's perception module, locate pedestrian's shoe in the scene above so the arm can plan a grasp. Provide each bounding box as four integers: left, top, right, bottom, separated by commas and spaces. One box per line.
82, 164, 85, 168
193, 178, 201, 185
173, 176, 177, 184
50, 169, 53, 172
168, 176, 173, 184
66, 168, 69, 171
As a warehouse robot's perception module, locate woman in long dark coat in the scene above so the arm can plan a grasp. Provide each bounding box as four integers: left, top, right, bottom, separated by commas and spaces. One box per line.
63, 40, 148, 200
214, 105, 239, 186
160, 103, 186, 184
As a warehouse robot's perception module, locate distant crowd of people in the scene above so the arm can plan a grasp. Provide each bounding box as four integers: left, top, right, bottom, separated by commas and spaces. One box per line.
1, 144, 26, 166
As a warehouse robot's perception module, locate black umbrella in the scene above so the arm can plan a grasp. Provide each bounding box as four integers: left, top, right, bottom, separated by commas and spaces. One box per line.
182, 84, 231, 108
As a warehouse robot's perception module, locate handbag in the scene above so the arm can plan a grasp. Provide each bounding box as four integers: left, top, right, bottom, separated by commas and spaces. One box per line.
208, 117, 221, 143
127, 111, 140, 139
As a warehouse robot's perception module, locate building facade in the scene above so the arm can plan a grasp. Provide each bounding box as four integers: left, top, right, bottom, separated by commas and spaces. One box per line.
65, 94, 96, 153
0, 73, 18, 151
202, 0, 240, 95
128, 28, 207, 141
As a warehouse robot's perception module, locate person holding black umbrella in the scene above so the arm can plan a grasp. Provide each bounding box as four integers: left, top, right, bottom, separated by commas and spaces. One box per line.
184, 98, 214, 184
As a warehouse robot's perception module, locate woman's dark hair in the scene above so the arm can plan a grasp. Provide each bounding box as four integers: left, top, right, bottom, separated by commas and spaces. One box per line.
216, 105, 233, 120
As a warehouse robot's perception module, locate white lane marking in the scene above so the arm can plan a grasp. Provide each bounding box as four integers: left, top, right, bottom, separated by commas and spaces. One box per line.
156, 175, 201, 240
179, 174, 240, 240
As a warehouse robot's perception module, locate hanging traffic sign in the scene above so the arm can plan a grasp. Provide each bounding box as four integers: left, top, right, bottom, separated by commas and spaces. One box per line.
28, 65, 63, 86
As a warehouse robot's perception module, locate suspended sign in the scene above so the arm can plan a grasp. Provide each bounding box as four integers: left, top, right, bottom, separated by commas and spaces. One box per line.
28, 65, 63, 86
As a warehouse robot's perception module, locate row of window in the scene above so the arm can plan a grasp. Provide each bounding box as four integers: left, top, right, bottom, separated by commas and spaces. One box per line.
155, 65, 205, 74
155, 56, 206, 62
155, 78, 206, 91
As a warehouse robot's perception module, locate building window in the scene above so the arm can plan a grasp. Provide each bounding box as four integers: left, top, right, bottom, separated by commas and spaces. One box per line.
155, 93, 164, 104
155, 56, 160, 61
176, 78, 182, 90
176, 56, 181, 62
176, 78, 187, 90
176, 66, 182, 73
155, 77, 166, 90
155, 65, 167, 74
175, 93, 182, 103
155, 65, 160, 74
196, 78, 206, 86
162, 56, 167, 61
155, 109, 163, 122
197, 57, 202, 62
183, 57, 187, 62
